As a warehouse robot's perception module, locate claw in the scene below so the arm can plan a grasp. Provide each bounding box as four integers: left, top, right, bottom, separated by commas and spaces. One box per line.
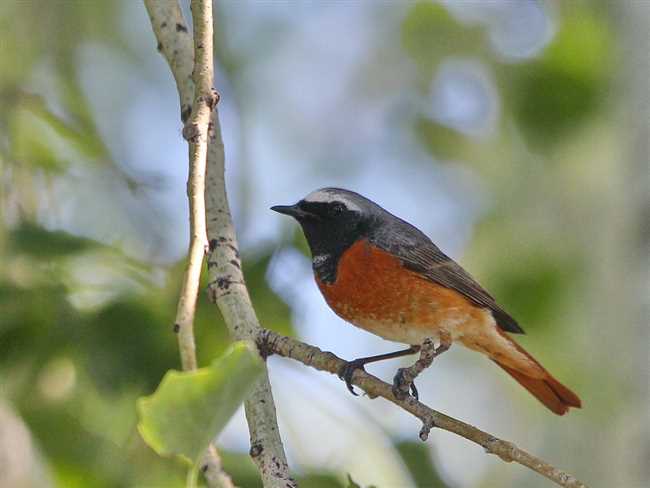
410, 382, 419, 401
337, 359, 366, 396
392, 367, 418, 401
392, 368, 408, 400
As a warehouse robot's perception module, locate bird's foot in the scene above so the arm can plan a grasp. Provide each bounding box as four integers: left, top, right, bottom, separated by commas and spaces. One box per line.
337, 359, 368, 396
392, 368, 419, 401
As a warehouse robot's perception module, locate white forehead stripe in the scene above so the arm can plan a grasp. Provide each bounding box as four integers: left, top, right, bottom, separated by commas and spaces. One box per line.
303, 190, 362, 212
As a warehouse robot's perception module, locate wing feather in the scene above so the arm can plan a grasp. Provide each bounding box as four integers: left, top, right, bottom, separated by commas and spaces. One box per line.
370, 221, 524, 334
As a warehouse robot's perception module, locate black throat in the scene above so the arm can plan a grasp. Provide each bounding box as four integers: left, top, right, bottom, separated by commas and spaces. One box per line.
299, 216, 369, 284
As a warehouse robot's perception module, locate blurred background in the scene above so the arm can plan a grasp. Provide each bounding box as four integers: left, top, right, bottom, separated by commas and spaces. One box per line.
0, 0, 648, 487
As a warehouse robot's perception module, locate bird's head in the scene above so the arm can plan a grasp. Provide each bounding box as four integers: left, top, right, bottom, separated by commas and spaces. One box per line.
271, 187, 381, 257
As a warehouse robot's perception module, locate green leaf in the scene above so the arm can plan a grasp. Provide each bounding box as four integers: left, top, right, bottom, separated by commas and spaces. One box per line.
137, 342, 264, 463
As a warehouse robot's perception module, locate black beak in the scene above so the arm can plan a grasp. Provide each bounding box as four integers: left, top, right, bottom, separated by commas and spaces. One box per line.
270, 204, 308, 219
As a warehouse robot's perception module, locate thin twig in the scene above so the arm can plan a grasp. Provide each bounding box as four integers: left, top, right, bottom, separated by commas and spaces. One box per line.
144, 1, 294, 486
259, 330, 589, 488
143, 1, 235, 487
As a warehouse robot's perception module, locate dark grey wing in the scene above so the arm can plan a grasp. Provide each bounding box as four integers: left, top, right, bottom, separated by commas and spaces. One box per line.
370, 220, 524, 334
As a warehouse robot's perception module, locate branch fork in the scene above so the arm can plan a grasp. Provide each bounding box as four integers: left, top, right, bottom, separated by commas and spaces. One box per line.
183, 89, 220, 142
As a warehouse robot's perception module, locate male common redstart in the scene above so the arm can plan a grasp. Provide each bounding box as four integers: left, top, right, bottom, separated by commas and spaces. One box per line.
272, 188, 581, 415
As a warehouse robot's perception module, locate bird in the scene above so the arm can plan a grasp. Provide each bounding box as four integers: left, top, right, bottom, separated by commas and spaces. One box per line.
271, 187, 582, 415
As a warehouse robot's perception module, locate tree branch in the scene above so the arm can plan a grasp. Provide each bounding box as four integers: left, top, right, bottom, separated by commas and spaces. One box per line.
201, 46, 297, 488
144, 1, 294, 486
143, 1, 234, 487
259, 329, 589, 488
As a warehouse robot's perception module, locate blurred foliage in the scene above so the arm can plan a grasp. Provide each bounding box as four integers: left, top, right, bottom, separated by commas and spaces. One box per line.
413, 118, 468, 161
346, 474, 376, 488
0, 0, 296, 482
502, 4, 613, 147
394, 441, 450, 488
9, 220, 99, 258
401, 2, 486, 85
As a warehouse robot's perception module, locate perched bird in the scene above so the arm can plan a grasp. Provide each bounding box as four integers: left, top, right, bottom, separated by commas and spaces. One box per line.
271, 188, 581, 415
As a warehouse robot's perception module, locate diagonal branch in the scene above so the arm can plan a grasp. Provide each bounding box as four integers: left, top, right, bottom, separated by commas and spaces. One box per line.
259, 329, 589, 488
143, 1, 234, 487
144, 1, 295, 486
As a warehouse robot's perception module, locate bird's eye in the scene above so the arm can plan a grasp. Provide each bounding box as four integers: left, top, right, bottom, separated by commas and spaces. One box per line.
331, 202, 346, 216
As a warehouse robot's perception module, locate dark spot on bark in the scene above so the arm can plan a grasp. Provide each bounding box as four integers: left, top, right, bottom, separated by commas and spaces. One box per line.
161, 22, 167, 28
176, 23, 187, 32
229, 259, 240, 269
209, 239, 219, 251
218, 236, 228, 242
227, 244, 240, 258
182, 122, 200, 142
200, 464, 208, 473
208, 121, 214, 139
181, 105, 192, 124
216, 276, 232, 290
173, 323, 180, 333
207, 88, 220, 110
207, 287, 218, 303
256, 331, 274, 360
197, 43, 204, 49
156, 41, 163, 52
249, 443, 263, 458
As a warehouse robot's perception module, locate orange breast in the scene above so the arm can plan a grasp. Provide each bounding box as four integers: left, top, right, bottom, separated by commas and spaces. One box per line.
316, 239, 487, 345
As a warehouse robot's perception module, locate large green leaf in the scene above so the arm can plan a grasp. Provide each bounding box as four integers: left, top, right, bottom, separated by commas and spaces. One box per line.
137, 342, 263, 463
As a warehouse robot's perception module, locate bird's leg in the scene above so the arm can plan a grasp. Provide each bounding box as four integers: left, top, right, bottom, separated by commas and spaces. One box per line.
392, 331, 452, 401
337, 346, 420, 396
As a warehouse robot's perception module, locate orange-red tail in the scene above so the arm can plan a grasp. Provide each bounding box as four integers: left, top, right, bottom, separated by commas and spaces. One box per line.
493, 332, 582, 415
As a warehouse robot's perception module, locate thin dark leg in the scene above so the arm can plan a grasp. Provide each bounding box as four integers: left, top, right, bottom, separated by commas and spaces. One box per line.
338, 346, 420, 396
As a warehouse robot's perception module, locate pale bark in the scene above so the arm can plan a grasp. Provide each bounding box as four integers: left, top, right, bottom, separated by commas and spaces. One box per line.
144, 1, 235, 487
144, 1, 294, 486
